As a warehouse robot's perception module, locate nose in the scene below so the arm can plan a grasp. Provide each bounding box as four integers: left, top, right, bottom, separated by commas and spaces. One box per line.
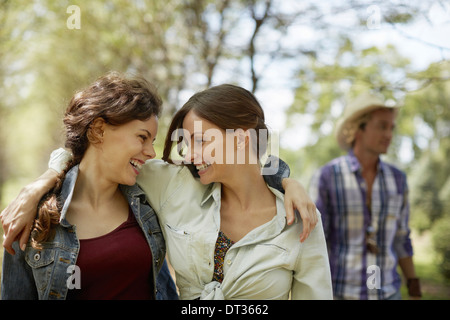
184, 149, 191, 164
184, 145, 201, 164
384, 126, 394, 141
386, 131, 393, 141
143, 143, 156, 160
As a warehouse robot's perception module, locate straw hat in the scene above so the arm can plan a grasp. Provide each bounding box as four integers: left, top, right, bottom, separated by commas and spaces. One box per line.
335, 92, 400, 150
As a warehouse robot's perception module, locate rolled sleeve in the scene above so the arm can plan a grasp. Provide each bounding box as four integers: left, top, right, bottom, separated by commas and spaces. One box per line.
262, 156, 290, 193
291, 212, 333, 300
48, 148, 73, 173
393, 183, 413, 258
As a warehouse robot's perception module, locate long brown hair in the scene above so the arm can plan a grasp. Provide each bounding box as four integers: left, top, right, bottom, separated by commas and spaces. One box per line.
31, 71, 162, 249
162, 84, 269, 168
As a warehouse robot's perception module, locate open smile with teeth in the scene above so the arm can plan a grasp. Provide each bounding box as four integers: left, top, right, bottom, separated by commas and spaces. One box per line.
130, 159, 143, 173
196, 163, 211, 171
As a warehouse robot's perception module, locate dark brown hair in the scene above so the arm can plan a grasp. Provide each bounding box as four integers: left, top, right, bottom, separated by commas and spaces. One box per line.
31, 71, 162, 249
162, 84, 268, 167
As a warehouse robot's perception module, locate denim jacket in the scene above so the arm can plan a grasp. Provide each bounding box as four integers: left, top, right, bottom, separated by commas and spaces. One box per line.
1, 165, 178, 300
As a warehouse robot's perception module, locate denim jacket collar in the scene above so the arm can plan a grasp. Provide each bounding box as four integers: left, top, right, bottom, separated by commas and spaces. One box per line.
120, 183, 148, 203
58, 165, 149, 227
58, 166, 78, 228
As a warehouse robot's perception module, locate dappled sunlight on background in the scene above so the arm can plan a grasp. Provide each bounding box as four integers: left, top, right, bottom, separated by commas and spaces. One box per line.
1, 0, 449, 299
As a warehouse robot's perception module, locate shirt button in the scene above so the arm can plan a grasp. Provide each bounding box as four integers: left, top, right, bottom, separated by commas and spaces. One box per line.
34, 253, 41, 261
227, 259, 232, 265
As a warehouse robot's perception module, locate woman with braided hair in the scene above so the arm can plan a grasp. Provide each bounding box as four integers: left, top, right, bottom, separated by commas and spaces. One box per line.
1, 71, 178, 299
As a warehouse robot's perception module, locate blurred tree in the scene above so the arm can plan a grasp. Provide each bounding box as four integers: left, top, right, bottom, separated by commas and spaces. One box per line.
406, 63, 450, 230
285, 39, 450, 279
0, 0, 45, 205
0, 0, 447, 234
283, 39, 413, 181
0, 0, 196, 206
406, 64, 450, 280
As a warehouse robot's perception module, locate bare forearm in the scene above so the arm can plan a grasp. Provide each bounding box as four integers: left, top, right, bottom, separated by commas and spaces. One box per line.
25, 169, 59, 200
398, 256, 417, 279
281, 177, 318, 242
399, 256, 421, 299
1, 169, 59, 254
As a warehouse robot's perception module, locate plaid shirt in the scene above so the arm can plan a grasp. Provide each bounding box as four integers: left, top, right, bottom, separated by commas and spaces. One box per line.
309, 151, 413, 300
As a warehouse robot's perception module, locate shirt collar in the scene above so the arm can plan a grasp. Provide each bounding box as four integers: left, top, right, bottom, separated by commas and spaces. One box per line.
200, 182, 221, 207
119, 183, 147, 202
199, 181, 287, 234
348, 149, 385, 173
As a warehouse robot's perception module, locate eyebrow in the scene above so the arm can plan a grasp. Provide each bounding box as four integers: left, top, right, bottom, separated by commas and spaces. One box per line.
188, 131, 204, 138
139, 129, 152, 138
182, 132, 203, 145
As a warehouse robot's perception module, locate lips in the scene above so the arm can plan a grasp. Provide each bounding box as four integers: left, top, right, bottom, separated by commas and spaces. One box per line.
196, 162, 211, 174
130, 159, 144, 174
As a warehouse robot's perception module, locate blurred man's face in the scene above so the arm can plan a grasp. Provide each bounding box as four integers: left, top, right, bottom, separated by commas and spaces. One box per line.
356, 108, 396, 156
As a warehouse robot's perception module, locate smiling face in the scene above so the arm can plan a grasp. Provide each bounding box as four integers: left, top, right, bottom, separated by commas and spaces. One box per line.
182, 110, 233, 185
97, 116, 158, 186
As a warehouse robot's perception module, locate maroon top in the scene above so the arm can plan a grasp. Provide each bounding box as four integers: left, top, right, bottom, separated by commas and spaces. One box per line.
67, 208, 153, 300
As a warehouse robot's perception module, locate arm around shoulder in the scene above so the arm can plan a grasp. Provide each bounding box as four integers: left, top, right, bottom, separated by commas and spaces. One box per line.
1, 168, 59, 255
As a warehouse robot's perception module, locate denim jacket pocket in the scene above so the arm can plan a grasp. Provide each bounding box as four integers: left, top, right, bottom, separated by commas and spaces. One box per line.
25, 247, 56, 292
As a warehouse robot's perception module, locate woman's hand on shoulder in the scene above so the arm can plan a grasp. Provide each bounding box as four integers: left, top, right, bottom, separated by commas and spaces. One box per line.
282, 178, 318, 243
1, 169, 59, 255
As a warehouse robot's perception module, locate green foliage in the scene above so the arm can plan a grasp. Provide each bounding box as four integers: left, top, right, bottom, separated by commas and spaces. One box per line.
285, 41, 414, 177
432, 216, 450, 280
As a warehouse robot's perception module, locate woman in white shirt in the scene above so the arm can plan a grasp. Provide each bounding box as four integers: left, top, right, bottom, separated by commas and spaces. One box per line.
2, 84, 332, 300
141, 84, 331, 299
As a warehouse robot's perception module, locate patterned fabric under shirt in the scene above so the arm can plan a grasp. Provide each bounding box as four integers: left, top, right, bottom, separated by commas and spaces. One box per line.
213, 231, 235, 283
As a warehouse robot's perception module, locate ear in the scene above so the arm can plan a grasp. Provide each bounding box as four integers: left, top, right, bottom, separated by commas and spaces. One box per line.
87, 117, 107, 145
235, 129, 249, 150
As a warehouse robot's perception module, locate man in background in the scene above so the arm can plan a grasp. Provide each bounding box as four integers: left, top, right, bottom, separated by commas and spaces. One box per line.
309, 92, 421, 300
